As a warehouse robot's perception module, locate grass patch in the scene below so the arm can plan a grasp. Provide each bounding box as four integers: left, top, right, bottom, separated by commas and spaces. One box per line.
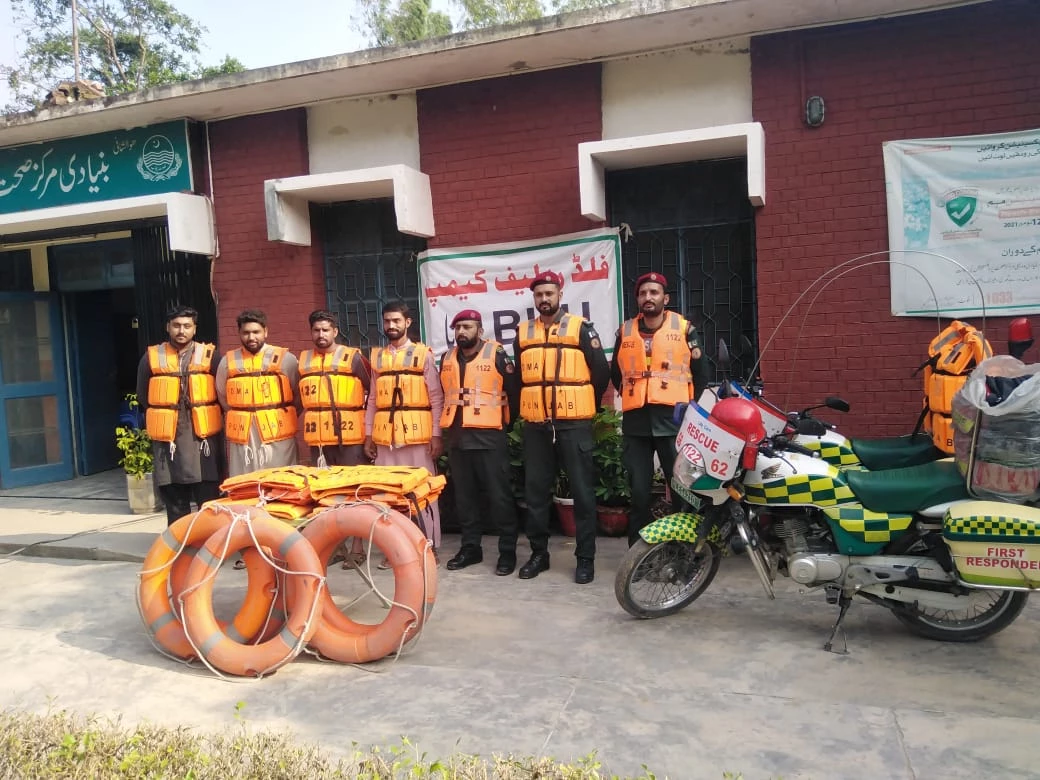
0, 709, 709, 779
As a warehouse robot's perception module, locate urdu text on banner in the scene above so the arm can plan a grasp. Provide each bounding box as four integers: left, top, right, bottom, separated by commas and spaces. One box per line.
417, 228, 623, 359
883, 128, 1040, 318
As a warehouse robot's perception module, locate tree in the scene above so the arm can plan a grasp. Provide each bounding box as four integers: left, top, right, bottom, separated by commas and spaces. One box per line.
360, 0, 453, 47
3, 0, 244, 112
356, 0, 622, 46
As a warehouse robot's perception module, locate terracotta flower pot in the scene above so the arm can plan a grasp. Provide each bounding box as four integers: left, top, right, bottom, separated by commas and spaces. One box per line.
596, 505, 628, 536
553, 495, 576, 537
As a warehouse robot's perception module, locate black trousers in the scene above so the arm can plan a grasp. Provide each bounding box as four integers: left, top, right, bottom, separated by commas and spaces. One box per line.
159, 481, 222, 526
623, 434, 683, 544
523, 422, 597, 560
448, 445, 518, 555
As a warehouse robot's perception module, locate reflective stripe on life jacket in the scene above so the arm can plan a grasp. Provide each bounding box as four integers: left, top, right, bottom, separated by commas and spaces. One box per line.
516, 313, 595, 423
439, 340, 509, 430
371, 343, 433, 447
146, 342, 222, 442
298, 346, 365, 446
224, 345, 298, 445
616, 312, 693, 411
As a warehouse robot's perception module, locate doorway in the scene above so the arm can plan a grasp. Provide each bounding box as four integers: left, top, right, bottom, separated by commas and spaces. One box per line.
66, 288, 140, 475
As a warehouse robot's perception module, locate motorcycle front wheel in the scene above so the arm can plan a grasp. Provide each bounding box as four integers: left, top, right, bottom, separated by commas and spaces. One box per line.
614, 539, 721, 619
892, 589, 1029, 642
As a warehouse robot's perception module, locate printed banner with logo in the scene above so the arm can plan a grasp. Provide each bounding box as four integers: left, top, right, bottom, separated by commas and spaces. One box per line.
417, 228, 623, 359
883, 128, 1040, 318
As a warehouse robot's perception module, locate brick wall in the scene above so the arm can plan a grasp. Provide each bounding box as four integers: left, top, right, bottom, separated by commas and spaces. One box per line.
208, 109, 325, 357
751, 0, 1040, 437
417, 65, 603, 248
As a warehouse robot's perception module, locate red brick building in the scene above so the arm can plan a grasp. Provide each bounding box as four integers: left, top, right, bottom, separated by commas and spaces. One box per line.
0, 0, 1036, 486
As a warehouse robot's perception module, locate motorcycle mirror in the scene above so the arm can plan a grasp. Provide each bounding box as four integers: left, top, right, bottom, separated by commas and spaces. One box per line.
739, 334, 754, 353
672, 402, 689, 426
824, 397, 850, 413
717, 339, 731, 366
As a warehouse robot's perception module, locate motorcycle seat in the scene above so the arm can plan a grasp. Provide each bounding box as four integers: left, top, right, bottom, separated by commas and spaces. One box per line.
850, 435, 941, 471
844, 460, 969, 513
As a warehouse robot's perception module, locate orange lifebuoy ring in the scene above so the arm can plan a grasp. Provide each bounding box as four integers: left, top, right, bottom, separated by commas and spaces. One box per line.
138, 505, 275, 659
292, 503, 437, 663
180, 513, 323, 676
168, 545, 279, 644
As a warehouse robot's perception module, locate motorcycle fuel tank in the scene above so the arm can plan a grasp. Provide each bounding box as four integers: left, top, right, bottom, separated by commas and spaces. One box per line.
744, 452, 856, 507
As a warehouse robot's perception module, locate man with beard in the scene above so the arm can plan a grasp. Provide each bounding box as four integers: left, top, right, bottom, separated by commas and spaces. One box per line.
611, 273, 710, 546
513, 271, 609, 585
136, 305, 224, 526
298, 310, 371, 468
364, 301, 445, 558
438, 309, 521, 574
216, 310, 301, 478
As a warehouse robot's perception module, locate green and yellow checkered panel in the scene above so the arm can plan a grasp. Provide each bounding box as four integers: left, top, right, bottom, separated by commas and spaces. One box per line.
799, 439, 862, 467
745, 475, 856, 507
944, 513, 1040, 542
641, 512, 703, 544
822, 505, 913, 543
640, 512, 726, 548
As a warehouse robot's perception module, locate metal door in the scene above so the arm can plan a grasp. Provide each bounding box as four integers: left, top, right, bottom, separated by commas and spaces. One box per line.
607, 158, 758, 382
0, 293, 74, 487
320, 200, 427, 350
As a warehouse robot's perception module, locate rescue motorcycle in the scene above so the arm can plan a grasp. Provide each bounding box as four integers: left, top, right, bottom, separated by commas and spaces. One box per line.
699, 317, 1036, 471
699, 377, 942, 471
614, 396, 1037, 650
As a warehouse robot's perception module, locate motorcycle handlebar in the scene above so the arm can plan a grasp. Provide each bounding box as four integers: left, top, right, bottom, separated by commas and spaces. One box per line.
771, 435, 821, 459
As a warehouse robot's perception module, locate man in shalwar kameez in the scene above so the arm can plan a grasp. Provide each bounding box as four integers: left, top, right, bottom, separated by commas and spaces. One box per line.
363, 301, 444, 561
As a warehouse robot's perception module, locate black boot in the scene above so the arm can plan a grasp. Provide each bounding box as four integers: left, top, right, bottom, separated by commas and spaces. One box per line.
518, 551, 550, 579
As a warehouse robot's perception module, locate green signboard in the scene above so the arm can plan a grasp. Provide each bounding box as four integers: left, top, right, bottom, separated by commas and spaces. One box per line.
0, 120, 193, 215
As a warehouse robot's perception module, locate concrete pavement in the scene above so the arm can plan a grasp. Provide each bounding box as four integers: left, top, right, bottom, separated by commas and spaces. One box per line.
2, 479, 1040, 778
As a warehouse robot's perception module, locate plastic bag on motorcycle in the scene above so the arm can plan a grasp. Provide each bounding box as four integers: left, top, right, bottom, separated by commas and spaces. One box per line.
952, 355, 1040, 503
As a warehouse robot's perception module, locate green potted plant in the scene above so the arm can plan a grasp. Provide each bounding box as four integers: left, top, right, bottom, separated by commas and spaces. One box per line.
592, 407, 630, 536
552, 469, 576, 537
115, 394, 161, 514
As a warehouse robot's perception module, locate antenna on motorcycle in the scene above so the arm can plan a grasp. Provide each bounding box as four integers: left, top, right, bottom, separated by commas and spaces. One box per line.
1009, 318, 1033, 360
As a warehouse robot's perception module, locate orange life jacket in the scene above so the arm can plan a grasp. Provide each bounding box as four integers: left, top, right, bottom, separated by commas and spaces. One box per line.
371, 343, 433, 447
298, 346, 366, 446
145, 342, 222, 442
615, 312, 693, 411
517, 313, 596, 423
920, 321, 992, 453
440, 340, 509, 430
223, 345, 298, 445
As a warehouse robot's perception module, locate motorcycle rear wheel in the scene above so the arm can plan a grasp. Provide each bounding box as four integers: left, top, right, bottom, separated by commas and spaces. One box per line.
615, 539, 721, 619
892, 589, 1029, 642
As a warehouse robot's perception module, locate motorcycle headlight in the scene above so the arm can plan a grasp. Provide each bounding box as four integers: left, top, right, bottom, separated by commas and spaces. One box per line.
673, 449, 706, 488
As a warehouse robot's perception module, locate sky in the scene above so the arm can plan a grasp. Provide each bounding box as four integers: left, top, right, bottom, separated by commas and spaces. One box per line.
0, 0, 426, 109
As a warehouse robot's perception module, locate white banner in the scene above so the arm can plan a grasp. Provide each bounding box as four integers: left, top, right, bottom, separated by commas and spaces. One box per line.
883, 128, 1040, 317
417, 228, 623, 358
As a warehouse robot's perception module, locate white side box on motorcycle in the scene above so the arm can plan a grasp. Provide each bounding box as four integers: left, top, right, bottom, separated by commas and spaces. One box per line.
944, 501, 1040, 589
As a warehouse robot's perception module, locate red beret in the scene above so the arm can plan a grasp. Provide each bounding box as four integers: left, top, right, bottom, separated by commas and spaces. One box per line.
635, 272, 667, 294
529, 270, 564, 290
450, 309, 482, 327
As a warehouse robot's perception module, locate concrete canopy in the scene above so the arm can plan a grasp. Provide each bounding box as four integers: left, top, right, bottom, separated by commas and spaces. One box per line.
264, 165, 435, 245
578, 122, 765, 221
0, 192, 216, 255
